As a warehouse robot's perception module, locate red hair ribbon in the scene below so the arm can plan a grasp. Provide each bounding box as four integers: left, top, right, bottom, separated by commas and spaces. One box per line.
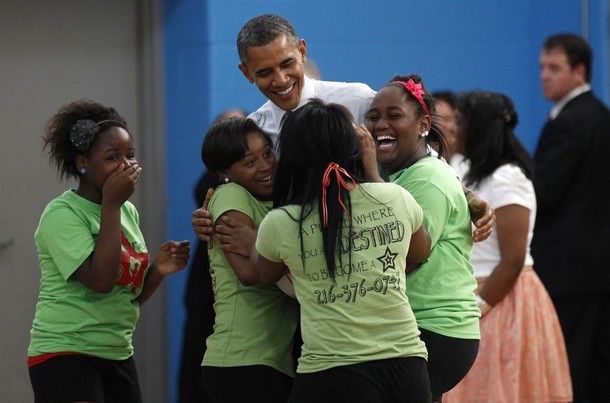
391, 79, 430, 116
321, 162, 356, 227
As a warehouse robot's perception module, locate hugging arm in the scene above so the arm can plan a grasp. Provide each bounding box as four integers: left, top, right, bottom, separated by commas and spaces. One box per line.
464, 185, 495, 242
406, 224, 432, 272
218, 210, 263, 286
250, 247, 288, 284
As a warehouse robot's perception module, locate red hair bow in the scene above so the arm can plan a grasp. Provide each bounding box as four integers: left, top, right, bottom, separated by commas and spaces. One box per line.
391, 79, 430, 116
321, 162, 356, 227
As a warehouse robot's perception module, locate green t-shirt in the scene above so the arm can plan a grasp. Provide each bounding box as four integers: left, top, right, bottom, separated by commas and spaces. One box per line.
28, 189, 150, 360
256, 182, 428, 374
390, 157, 480, 339
203, 182, 299, 377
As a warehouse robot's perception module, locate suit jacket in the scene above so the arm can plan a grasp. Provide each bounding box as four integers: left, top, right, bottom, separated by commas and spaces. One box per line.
531, 91, 610, 296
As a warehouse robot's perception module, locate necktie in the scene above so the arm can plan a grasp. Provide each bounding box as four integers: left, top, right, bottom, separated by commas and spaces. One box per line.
279, 110, 292, 129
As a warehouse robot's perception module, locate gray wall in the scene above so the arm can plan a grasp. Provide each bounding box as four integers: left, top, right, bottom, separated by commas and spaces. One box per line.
0, 1, 167, 401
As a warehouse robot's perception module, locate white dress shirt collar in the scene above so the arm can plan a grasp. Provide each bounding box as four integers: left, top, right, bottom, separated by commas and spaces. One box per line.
549, 83, 591, 119
268, 75, 316, 119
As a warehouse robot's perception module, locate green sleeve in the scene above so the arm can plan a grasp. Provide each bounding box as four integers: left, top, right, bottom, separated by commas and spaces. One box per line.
37, 204, 95, 281
255, 210, 283, 263
407, 179, 452, 246
398, 187, 424, 233
208, 183, 255, 224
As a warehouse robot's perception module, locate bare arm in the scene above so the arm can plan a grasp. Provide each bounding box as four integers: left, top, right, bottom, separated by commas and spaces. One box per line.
75, 164, 142, 293
477, 204, 529, 316
406, 224, 432, 271
250, 246, 288, 284
218, 210, 263, 285
137, 240, 191, 304
463, 185, 495, 242
215, 215, 257, 258
354, 123, 385, 183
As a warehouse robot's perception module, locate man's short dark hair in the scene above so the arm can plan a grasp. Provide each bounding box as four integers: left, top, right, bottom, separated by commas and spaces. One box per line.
237, 14, 299, 64
543, 33, 592, 82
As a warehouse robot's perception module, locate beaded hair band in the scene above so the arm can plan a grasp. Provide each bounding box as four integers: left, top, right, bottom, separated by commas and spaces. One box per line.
390, 79, 431, 116
69, 119, 123, 152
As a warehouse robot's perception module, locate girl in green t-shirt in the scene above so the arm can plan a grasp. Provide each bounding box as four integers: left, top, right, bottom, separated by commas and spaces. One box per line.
251, 99, 433, 402
357, 75, 481, 402
28, 101, 191, 403
200, 118, 299, 403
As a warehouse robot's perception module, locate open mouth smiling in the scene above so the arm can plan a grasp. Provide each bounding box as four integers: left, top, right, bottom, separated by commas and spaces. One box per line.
257, 174, 272, 184
274, 84, 294, 96
375, 134, 397, 150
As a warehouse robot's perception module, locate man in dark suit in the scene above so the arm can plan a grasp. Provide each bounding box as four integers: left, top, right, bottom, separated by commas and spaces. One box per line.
532, 33, 610, 403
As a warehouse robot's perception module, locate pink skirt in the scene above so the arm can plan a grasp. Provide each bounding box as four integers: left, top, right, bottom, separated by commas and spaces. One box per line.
443, 268, 572, 403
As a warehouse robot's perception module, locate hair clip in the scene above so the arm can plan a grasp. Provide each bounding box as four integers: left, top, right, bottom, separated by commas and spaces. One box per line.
70, 119, 121, 152
70, 120, 102, 152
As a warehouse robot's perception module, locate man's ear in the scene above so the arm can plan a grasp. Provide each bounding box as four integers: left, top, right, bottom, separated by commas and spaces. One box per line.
239, 63, 254, 83
298, 39, 307, 64
574, 63, 587, 84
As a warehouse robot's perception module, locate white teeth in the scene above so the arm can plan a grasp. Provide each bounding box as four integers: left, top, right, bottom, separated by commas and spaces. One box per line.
258, 175, 271, 182
376, 135, 396, 141
276, 84, 293, 96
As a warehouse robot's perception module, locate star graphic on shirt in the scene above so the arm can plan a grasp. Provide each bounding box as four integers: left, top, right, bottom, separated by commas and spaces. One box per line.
377, 246, 398, 273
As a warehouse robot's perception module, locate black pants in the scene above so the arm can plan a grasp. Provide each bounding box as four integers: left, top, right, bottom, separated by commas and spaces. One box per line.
289, 357, 431, 403
29, 355, 142, 403
178, 241, 215, 403
202, 365, 293, 403
553, 293, 610, 403
418, 329, 479, 402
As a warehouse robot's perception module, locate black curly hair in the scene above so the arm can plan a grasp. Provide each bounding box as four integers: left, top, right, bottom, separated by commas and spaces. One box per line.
43, 100, 129, 180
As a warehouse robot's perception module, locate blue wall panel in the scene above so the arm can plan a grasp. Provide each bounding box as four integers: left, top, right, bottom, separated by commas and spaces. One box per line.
164, 1, 608, 401
163, 1, 209, 401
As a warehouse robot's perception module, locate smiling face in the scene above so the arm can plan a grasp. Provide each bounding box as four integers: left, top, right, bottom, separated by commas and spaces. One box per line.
224, 131, 276, 199
365, 85, 430, 174
238, 34, 307, 111
539, 47, 586, 102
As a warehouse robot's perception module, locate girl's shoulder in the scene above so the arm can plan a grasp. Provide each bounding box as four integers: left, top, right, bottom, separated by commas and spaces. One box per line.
210, 182, 260, 208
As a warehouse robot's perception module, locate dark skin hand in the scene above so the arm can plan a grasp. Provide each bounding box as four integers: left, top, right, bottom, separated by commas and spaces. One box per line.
76, 163, 143, 293
467, 190, 495, 242
191, 188, 215, 242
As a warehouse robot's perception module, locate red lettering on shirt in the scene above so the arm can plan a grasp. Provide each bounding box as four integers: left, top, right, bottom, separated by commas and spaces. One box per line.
116, 232, 150, 293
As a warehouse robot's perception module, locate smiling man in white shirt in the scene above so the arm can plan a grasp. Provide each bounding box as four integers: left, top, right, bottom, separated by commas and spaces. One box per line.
236, 14, 375, 143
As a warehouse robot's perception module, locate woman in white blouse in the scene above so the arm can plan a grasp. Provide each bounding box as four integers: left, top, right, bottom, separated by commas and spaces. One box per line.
444, 91, 572, 403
